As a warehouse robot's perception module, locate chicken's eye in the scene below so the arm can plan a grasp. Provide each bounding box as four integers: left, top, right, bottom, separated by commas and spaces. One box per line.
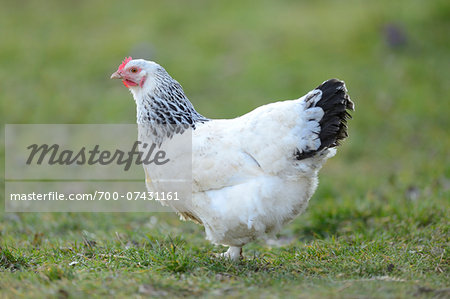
130, 67, 138, 73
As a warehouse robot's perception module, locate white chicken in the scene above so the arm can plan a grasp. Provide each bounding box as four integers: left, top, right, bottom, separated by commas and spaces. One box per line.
111, 57, 354, 260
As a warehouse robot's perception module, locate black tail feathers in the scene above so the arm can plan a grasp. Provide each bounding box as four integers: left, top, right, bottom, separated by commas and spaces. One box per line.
315, 79, 354, 151
295, 79, 355, 160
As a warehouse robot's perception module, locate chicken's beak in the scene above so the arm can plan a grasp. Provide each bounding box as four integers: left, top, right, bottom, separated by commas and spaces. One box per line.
110, 71, 123, 79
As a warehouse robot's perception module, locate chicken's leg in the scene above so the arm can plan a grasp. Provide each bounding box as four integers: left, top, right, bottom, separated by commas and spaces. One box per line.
219, 246, 242, 261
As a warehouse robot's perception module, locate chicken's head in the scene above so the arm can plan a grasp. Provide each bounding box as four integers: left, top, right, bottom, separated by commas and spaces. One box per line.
111, 56, 158, 89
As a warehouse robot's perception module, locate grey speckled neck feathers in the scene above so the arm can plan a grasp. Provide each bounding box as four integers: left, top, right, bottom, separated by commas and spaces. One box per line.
136, 67, 209, 127
134, 66, 209, 144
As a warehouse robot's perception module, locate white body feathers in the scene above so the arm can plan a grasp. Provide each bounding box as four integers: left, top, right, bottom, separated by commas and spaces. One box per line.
184, 90, 335, 246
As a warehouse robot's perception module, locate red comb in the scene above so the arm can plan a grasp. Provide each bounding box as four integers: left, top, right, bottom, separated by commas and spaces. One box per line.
118, 56, 132, 71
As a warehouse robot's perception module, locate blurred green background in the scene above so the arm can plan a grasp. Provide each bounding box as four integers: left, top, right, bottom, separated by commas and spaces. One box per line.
0, 0, 449, 297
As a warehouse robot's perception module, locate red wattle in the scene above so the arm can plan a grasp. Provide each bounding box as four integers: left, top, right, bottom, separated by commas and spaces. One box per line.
122, 79, 138, 88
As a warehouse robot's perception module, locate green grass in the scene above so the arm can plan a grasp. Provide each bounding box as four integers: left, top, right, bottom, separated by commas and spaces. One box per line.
1, 0, 449, 298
